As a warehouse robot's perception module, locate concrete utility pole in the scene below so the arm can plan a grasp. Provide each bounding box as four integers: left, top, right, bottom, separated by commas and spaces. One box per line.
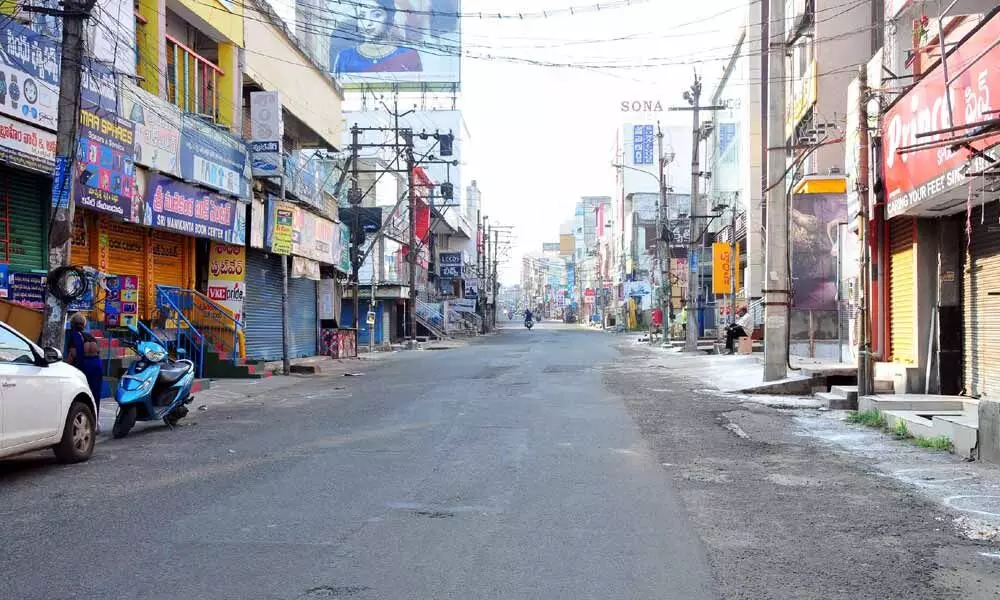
492, 229, 499, 327
41, 0, 97, 349
350, 126, 361, 330
656, 122, 670, 343
670, 74, 724, 353
406, 144, 418, 348
857, 65, 873, 396
279, 175, 290, 375
762, 0, 789, 381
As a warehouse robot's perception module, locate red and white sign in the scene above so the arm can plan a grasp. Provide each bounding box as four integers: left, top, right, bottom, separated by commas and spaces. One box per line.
0, 115, 56, 174
882, 15, 1000, 218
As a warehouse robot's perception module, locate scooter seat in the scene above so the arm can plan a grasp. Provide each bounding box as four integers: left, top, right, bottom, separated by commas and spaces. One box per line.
157, 361, 193, 386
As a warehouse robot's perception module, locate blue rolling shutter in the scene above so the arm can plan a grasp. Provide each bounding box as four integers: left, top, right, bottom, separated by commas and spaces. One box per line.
244, 250, 284, 360
244, 249, 317, 361
287, 274, 317, 358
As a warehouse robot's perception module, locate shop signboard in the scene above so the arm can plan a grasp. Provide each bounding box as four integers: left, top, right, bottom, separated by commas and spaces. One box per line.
74, 108, 137, 221
269, 199, 296, 255
0, 115, 55, 173
179, 113, 250, 198
439, 251, 462, 278
632, 125, 654, 165
143, 173, 242, 244
0, 264, 8, 299
712, 242, 733, 295
785, 61, 817, 139
121, 83, 181, 176
291, 207, 336, 264
882, 15, 1000, 218
250, 91, 282, 177
452, 298, 476, 313
0, 21, 59, 131
624, 280, 651, 297
464, 277, 479, 299
207, 242, 246, 323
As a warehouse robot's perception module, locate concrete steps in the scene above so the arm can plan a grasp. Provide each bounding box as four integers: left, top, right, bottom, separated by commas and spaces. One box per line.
882, 410, 964, 438
934, 413, 978, 459
859, 394, 969, 413
857, 394, 981, 458
816, 385, 859, 409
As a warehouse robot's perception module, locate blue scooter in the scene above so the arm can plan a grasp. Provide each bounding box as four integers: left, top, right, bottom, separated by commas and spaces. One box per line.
112, 341, 196, 439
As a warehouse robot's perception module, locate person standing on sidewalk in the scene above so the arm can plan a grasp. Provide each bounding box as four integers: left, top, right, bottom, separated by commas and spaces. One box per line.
66, 314, 104, 429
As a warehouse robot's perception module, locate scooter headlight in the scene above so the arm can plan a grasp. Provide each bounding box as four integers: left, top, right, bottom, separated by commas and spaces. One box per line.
143, 347, 167, 362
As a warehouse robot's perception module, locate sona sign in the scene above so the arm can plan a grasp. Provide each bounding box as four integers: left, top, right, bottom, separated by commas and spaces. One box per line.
330, 0, 461, 89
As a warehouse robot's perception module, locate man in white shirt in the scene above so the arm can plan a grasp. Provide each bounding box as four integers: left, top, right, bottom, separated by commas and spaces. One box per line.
725, 306, 754, 354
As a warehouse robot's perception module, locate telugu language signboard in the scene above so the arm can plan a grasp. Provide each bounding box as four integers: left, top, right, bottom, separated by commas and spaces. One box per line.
74, 108, 136, 221
143, 173, 241, 244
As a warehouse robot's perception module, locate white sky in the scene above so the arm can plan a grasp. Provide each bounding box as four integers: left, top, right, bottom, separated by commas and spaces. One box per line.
458, 0, 747, 282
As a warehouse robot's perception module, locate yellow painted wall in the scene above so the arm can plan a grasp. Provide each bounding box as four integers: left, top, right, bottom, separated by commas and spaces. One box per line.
243, 6, 343, 148
176, 0, 244, 47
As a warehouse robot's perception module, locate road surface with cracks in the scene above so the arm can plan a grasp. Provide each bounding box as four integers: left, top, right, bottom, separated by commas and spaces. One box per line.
1, 321, 998, 599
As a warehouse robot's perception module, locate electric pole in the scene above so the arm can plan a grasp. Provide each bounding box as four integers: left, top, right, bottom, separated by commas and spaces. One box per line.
763, 0, 789, 381
406, 138, 418, 348
41, 0, 97, 349
671, 74, 724, 353
350, 125, 361, 330
280, 175, 290, 375
857, 65, 873, 396
656, 122, 672, 343
492, 229, 499, 327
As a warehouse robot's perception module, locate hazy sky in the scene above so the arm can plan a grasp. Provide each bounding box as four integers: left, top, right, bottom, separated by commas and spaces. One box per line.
457, 0, 746, 282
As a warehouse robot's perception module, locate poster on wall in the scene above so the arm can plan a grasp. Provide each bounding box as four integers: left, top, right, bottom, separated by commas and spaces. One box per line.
207, 242, 246, 322
9, 272, 45, 309
179, 113, 251, 198
74, 108, 137, 221
330, 0, 462, 90
143, 173, 242, 244
339, 222, 352, 273
105, 275, 139, 328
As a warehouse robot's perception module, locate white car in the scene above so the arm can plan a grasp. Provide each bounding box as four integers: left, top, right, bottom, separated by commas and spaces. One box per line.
0, 321, 98, 463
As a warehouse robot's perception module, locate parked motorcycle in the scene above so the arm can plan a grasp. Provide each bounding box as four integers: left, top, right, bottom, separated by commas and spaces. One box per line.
112, 341, 195, 438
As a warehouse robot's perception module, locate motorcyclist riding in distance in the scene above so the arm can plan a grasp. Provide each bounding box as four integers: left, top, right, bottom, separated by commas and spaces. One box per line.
524, 309, 534, 322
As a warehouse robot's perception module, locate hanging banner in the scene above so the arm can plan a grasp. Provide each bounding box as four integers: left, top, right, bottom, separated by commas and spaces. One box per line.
143, 173, 242, 244
207, 242, 246, 322
250, 91, 282, 177
74, 108, 137, 221
291, 256, 321, 280
712, 242, 733, 295
338, 222, 352, 273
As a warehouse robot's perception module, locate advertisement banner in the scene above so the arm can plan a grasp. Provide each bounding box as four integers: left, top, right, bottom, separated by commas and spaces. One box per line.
291, 256, 321, 280
882, 15, 1000, 218
452, 298, 476, 313
712, 242, 733, 295
250, 91, 282, 177
105, 275, 140, 328
0, 22, 59, 131
464, 277, 478, 299
290, 207, 336, 263
338, 222, 352, 273
143, 173, 242, 243
74, 108, 137, 221
0, 115, 55, 173
786, 61, 817, 138
180, 113, 250, 198
121, 83, 181, 176
791, 193, 844, 310
270, 200, 295, 255
207, 242, 246, 322
331, 0, 462, 90
624, 280, 651, 297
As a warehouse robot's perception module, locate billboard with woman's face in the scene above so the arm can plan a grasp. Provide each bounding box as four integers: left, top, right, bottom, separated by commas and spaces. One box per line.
329, 0, 461, 89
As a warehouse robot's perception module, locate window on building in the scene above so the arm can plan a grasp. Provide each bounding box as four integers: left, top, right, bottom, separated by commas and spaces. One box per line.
165, 11, 223, 121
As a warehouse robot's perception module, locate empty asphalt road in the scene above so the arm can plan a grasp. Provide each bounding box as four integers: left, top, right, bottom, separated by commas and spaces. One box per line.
4, 322, 1000, 599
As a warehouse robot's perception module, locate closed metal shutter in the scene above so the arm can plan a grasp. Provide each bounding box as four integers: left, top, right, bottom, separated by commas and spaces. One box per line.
889, 217, 917, 364
0, 167, 46, 271
964, 203, 1000, 398
287, 274, 317, 358
244, 250, 285, 360
104, 219, 147, 317
151, 232, 187, 289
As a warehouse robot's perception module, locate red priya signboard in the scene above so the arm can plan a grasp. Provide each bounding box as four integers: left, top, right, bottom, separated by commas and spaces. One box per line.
882, 13, 1000, 219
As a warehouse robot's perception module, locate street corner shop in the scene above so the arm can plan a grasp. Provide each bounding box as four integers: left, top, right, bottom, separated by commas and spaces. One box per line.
873, 9, 1000, 398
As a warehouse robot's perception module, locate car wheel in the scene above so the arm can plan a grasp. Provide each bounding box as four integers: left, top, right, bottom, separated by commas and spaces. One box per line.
52, 401, 95, 463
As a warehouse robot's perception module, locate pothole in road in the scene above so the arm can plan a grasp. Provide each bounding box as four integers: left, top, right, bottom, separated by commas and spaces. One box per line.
412, 510, 456, 519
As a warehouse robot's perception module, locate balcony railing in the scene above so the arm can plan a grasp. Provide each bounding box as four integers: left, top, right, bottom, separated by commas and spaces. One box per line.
166, 34, 223, 120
